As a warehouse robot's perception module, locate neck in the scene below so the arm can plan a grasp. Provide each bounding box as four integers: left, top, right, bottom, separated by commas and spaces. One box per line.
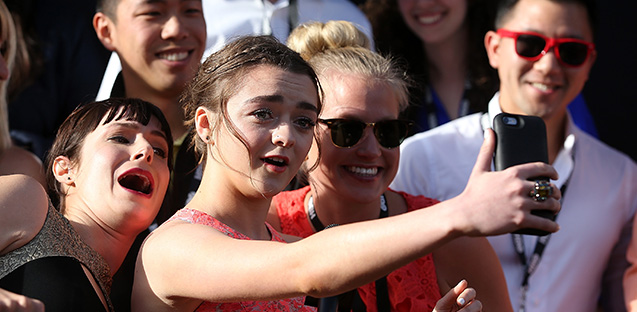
308, 188, 384, 227
63, 212, 137, 276
122, 77, 187, 140
423, 28, 469, 118
187, 160, 273, 240
497, 96, 568, 164
543, 110, 568, 164
150, 96, 187, 140
423, 26, 468, 81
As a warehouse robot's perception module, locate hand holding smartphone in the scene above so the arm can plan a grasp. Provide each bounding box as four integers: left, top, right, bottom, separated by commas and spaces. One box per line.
493, 113, 554, 236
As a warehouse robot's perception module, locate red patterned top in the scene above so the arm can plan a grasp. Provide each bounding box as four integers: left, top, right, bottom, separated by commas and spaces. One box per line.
273, 186, 442, 312
168, 208, 317, 312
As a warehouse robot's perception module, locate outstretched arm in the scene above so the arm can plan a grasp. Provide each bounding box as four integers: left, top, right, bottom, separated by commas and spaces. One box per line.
133, 129, 560, 309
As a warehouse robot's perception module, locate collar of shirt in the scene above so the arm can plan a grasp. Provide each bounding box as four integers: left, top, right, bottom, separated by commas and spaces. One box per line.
481, 92, 575, 189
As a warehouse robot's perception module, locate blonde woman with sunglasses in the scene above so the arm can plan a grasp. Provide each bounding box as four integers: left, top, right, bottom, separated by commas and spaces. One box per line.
267, 20, 515, 311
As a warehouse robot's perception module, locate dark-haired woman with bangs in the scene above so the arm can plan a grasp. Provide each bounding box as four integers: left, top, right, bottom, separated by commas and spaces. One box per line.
0, 97, 173, 312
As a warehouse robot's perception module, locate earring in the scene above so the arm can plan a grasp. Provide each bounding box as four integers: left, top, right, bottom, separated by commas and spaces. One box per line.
206, 136, 214, 146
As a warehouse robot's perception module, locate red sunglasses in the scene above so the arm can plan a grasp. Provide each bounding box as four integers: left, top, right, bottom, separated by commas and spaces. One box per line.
497, 29, 595, 67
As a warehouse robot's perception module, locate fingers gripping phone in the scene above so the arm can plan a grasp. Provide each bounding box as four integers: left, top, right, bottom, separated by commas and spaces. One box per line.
493, 113, 554, 236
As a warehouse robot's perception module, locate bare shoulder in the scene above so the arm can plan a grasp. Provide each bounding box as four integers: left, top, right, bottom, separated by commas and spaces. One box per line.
433, 236, 496, 290
433, 236, 512, 311
134, 219, 232, 308
0, 146, 46, 186
0, 174, 49, 255
139, 220, 228, 262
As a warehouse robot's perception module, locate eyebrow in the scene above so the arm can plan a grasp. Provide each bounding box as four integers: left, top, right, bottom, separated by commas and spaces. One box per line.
524, 28, 589, 41
108, 121, 169, 144
247, 95, 319, 114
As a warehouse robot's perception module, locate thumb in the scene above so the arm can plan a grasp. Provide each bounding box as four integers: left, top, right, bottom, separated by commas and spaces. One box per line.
471, 129, 496, 176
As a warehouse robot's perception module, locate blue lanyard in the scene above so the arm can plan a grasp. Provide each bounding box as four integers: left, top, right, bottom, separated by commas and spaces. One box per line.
418, 85, 470, 131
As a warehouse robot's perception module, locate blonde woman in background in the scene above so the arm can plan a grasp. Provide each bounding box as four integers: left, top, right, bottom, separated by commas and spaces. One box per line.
269, 20, 512, 311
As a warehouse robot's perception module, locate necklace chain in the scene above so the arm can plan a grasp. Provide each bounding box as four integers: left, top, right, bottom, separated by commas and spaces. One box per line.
308, 193, 388, 231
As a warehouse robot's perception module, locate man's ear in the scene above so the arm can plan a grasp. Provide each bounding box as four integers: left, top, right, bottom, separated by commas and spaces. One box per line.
195, 107, 214, 144
484, 30, 502, 70
588, 49, 598, 67
52, 156, 74, 186
93, 12, 116, 51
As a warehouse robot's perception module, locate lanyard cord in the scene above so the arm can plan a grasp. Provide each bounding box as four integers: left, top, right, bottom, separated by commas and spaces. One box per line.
513, 180, 570, 312
309, 194, 391, 312
423, 81, 470, 129
308, 194, 388, 231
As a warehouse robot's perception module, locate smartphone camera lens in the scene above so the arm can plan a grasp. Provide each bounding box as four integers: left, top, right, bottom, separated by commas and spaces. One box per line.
502, 116, 518, 126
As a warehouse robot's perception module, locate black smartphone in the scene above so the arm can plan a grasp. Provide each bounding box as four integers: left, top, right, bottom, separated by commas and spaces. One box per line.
493, 112, 553, 236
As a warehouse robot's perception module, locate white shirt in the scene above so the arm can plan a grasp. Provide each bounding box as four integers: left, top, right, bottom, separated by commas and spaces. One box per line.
391, 93, 637, 311
96, 0, 373, 100
204, 0, 374, 55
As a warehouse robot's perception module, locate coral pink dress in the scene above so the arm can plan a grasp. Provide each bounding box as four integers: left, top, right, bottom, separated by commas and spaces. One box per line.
168, 208, 317, 312
273, 186, 442, 312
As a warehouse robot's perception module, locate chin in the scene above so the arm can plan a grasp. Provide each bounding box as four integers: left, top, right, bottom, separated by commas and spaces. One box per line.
252, 182, 287, 198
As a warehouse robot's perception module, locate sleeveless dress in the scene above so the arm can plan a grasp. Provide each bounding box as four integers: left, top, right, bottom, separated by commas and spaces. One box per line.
0, 202, 113, 311
168, 208, 317, 312
273, 186, 442, 312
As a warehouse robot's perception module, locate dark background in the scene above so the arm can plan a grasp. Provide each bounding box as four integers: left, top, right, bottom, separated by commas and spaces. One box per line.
583, 0, 637, 162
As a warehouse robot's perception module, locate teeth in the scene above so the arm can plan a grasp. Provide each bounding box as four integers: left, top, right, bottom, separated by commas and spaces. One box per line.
264, 157, 286, 167
418, 13, 442, 25
531, 82, 552, 91
158, 51, 188, 61
346, 166, 378, 176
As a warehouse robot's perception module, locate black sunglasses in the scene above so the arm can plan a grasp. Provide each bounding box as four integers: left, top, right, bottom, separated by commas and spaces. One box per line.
497, 29, 595, 67
318, 118, 413, 149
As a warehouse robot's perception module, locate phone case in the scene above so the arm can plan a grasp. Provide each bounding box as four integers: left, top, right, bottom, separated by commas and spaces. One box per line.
493, 113, 553, 236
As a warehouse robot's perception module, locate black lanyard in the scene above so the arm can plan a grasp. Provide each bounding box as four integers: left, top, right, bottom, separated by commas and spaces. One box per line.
513, 182, 569, 312
287, 0, 298, 33
308, 194, 388, 231
309, 194, 390, 312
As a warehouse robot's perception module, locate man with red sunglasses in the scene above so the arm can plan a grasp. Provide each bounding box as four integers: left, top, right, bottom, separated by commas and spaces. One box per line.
391, 0, 637, 311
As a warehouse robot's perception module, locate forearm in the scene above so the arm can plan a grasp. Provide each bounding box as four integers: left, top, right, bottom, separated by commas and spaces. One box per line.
286, 201, 463, 297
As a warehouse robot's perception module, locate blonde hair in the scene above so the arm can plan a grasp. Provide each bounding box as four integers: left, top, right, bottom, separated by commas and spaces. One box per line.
287, 20, 409, 112
0, 1, 17, 153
